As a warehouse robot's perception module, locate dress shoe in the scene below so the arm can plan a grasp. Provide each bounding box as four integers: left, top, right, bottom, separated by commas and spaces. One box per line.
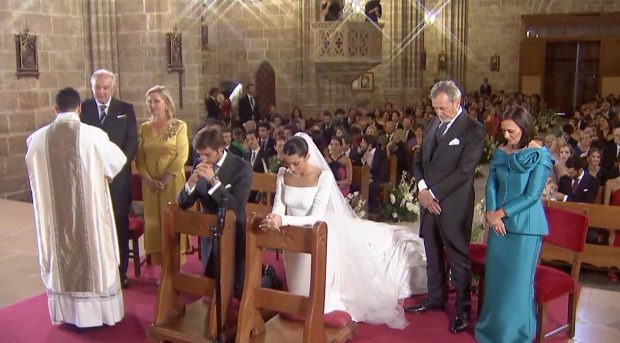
404, 302, 445, 313
262, 264, 283, 290
449, 312, 470, 334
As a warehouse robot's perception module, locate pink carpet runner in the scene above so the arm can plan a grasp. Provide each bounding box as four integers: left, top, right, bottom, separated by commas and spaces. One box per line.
1, 251, 572, 342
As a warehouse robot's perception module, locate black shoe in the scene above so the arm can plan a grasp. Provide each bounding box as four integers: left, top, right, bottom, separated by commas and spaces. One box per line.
121, 274, 129, 289
404, 302, 445, 313
449, 312, 470, 334
262, 264, 283, 290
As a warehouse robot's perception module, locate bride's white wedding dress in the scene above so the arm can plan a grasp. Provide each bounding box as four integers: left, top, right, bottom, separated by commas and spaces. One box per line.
271, 165, 427, 329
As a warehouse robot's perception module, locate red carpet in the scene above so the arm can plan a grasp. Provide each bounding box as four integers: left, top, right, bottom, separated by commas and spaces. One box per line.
1, 252, 573, 343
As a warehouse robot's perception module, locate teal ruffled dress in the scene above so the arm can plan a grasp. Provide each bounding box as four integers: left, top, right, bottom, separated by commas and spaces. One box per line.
474, 148, 552, 343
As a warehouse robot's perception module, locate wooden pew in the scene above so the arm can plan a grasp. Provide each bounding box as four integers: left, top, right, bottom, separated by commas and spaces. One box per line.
250, 172, 277, 207
543, 200, 620, 269
235, 217, 357, 343
147, 204, 237, 342
351, 164, 370, 212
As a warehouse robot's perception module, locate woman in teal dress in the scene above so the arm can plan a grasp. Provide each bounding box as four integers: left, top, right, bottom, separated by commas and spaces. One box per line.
475, 106, 552, 343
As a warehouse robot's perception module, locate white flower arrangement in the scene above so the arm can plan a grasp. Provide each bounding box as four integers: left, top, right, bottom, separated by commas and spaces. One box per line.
471, 198, 486, 244
346, 191, 367, 219
380, 171, 420, 223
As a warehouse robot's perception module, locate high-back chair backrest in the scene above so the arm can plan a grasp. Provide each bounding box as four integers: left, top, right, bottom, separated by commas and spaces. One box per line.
250, 172, 277, 206
150, 203, 236, 339
351, 164, 370, 210
131, 173, 143, 202
542, 206, 589, 280
611, 188, 620, 206
388, 154, 398, 186
236, 217, 328, 343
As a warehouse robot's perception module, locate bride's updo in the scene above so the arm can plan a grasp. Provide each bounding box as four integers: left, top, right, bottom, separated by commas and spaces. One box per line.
283, 136, 308, 157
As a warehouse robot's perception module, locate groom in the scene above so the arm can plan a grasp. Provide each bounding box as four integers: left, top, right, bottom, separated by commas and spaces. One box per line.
410, 81, 485, 334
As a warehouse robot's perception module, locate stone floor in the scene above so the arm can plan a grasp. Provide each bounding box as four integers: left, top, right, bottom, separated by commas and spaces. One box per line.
1, 177, 620, 342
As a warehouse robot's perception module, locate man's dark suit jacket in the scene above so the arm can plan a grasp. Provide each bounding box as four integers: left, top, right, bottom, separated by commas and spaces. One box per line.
80, 97, 137, 274
177, 154, 252, 297
244, 148, 269, 174
259, 138, 276, 157
601, 141, 619, 171
81, 97, 137, 215
413, 112, 485, 232
558, 173, 599, 204
368, 147, 388, 184
206, 97, 220, 119
238, 95, 258, 123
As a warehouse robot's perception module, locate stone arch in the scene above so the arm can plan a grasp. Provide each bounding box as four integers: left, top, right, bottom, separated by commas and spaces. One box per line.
254, 61, 276, 119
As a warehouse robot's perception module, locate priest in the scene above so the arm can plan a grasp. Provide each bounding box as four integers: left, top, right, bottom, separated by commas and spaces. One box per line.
25, 87, 127, 328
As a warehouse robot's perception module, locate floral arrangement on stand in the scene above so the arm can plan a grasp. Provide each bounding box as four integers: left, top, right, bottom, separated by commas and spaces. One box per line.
380, 171, 419, 223
474, 165, 484, 179
346, 191, 367, 219
480, 136, 496, 164
470, 198, 487, 244
534, 105, 558, 133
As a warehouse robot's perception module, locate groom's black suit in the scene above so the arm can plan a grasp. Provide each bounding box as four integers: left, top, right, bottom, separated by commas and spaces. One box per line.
177, 152, 252, 298
80, 97, 137, 278
413, 111, 485, 314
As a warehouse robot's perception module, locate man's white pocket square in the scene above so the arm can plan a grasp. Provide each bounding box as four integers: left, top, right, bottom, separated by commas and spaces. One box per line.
117, 114, 126, 118
448, 138, 460, 146
583, 189, 589, 192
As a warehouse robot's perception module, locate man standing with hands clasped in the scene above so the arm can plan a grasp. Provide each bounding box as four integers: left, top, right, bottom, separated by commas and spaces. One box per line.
81, 69, 137, 289
410, 80, 486, 334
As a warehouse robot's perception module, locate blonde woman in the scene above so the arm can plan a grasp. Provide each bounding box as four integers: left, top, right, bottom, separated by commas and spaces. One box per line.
136, 86, 190, 265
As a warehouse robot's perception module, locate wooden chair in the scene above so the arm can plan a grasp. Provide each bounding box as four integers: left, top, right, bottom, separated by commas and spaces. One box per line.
235, 217, 356, 343
544, 200, 620, 269
250, 172, 277, 207
249, 172, 279, 259
351, 164, 370, 212
128, 172, 146, 277
387, 154, 398, 186
535, 206, 589, 342
147, 203, 237, 342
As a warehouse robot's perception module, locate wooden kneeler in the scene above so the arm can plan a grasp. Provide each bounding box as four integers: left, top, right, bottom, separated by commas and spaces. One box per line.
147, 203, 237, 343
235, 217, 357, 343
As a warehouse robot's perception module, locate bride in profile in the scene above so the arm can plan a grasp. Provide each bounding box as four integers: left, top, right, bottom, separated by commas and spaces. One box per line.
259, 133, 427, 329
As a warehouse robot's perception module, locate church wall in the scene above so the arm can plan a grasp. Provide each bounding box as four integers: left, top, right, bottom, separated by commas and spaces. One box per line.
463, 0, 620, 94
0, 0, 203, 201
0, 0, 87, 201
201, 0, 303, 119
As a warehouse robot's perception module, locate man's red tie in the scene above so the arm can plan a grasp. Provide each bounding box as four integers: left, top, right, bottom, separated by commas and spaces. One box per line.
571, 179, 579, 194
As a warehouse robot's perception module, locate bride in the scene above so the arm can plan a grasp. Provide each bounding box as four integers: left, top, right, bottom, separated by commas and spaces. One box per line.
259, 133, 427, 329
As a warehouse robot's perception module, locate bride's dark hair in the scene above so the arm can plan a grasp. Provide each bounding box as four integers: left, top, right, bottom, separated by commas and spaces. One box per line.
282, 136, 308, 157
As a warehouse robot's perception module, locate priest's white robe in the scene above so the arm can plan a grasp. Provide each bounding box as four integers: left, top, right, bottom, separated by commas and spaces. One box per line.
25, 112, 127, 328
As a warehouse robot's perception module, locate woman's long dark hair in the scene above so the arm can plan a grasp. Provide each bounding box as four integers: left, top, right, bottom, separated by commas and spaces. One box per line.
500, 105, 535, 149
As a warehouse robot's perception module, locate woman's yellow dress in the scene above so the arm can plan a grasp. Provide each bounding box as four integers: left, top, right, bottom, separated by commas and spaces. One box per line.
135, 119, 189, 265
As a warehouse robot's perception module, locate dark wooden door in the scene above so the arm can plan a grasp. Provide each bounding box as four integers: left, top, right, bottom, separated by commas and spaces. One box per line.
255, 62, 276, 120
544, 41, 577, 114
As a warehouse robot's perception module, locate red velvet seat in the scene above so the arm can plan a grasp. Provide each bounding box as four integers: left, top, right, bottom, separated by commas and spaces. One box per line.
534, 265, 575, 302
535, 206, 588, 342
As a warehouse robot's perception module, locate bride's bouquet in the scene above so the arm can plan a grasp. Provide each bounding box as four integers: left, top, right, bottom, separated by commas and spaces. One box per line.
346, 191, 367, 219
380, 171, 419, 223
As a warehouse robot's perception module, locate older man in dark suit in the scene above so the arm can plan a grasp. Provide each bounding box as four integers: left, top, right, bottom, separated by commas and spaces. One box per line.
410, 80, 486, 335
205, 87, 220, 119
80, 69, 137, 288
360, 134, 387, 212
177, 128, 252, 298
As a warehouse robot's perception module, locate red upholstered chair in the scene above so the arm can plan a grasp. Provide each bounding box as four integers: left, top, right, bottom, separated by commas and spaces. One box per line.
535, 206, 588, 342
469, 243, 487, 314
128, 173, 146, 277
